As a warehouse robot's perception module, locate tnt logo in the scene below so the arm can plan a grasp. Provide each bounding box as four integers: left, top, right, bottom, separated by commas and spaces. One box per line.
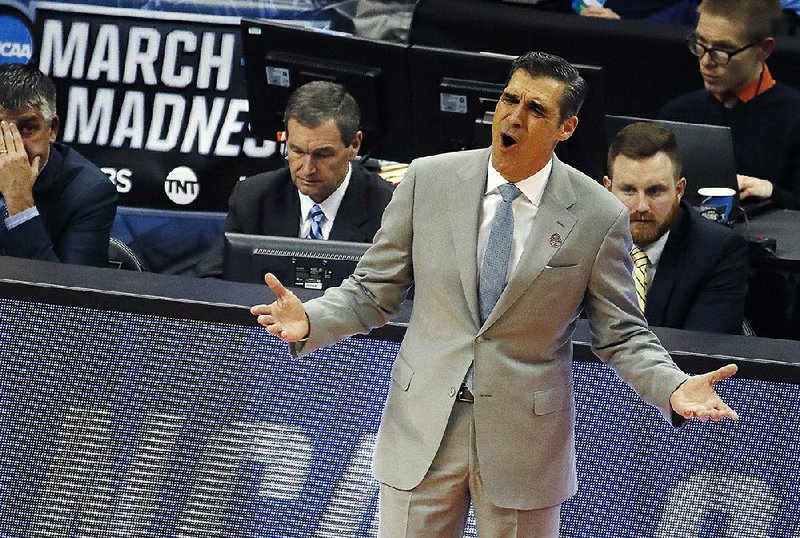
164, 166, 199, 205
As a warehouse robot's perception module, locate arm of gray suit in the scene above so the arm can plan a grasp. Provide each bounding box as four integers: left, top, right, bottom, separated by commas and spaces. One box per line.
583, 208, 690, 425
291, 163, 417, 358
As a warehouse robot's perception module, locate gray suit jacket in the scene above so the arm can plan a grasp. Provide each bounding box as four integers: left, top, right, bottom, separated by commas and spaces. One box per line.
294, 148, 688, 510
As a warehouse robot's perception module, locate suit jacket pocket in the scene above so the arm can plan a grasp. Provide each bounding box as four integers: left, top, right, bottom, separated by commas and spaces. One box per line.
391, 355, 414, 391
533, 385, 573, 415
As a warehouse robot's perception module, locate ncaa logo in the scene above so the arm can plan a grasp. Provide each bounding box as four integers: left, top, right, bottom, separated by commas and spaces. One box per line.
164, 166, 199, 205
0, 12, 34, 64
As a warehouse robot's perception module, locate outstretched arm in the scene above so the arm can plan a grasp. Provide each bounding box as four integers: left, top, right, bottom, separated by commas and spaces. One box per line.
250, 273, 310, 342
670, 363, 740, 421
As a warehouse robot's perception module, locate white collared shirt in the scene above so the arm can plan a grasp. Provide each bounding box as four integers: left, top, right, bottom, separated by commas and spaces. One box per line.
638, 230, 671, 287
298, 163, 352, 240
477, 156, 553, 281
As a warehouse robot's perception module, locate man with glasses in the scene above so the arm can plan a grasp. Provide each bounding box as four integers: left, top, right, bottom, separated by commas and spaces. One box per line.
659, 0, 800, 210
196, 81, 394, 278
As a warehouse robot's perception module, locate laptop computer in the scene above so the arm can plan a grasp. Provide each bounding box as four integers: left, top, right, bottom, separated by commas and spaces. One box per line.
604, 115, 740, 208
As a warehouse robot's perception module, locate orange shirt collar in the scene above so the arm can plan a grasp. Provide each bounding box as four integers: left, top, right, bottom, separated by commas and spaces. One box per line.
714, 64, 776, 104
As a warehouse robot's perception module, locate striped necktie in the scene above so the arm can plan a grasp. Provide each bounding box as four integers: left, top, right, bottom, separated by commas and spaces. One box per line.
307, 204, 326, 240
630, 245, 649, 312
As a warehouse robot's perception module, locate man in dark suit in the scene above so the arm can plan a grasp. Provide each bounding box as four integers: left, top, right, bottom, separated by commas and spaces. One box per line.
252, 53, 739, 536
604, 121, 749, 334
0, 63, 117, 267
196, 81, 394, 278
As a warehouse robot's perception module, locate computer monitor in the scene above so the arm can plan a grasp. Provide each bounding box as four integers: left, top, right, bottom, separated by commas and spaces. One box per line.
222, 233, 371, 289
240, 19, 415, 163
604, 115, 739, 207
409, 45, 607, 180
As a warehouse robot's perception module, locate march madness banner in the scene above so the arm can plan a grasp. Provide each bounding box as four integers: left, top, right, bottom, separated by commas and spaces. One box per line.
34, 2, 286, 211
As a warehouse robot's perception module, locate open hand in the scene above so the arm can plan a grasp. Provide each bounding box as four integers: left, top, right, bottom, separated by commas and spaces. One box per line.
670, 363, 740, 421
250, 273, 310, 342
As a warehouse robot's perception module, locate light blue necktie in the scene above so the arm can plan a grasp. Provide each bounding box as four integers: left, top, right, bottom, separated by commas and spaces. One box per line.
307, 204, 326, 240
479, 182, 522, 323
465, 182, 521, 392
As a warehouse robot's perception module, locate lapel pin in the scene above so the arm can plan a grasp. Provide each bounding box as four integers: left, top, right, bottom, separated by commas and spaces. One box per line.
549, 233, 563, 248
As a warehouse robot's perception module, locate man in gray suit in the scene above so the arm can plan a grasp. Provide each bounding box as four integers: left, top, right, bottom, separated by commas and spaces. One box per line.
251, 52, 738, 536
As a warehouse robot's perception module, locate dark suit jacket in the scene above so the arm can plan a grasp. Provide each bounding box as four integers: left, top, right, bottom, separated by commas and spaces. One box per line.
196, 164, 394, 278
646, 201, 748, 334
0, 143, 117, 267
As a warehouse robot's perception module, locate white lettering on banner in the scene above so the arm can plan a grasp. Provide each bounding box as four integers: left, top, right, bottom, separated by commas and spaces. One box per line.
215, 98, 248, 157
181, 96, 226, 154
162, 30, 197, 88
87, 24, 120, 82
197, 32, 234, 91
42, 18, 276, 162
112, 91, 146, 148
655, 470, 779, 537
39, 19, 89, 79
101, 167, 133, 193
40, 20, 234, 90
123, 26, 160, 85
146, 92, 186, 152
64, 87, 114, 145
0, 42, 33, 60
63, 87, 276, 158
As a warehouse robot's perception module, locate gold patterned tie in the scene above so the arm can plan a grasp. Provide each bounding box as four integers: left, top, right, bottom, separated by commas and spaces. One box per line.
630, 246, 649, 312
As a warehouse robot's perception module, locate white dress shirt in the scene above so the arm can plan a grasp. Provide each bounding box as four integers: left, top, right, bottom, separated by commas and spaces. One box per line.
298, 163, 352, 240
477, 156, 553, 281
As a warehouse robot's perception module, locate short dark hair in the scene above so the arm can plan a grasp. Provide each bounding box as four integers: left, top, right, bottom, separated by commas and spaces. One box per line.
0, 63, 57, 123
283, 81, 360, 146
607, 122, 682, 181
507, 51, 587, 121
699, 0, 783, 42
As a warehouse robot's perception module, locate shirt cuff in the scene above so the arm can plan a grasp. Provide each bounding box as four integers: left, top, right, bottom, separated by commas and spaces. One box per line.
5, 206, 40, 229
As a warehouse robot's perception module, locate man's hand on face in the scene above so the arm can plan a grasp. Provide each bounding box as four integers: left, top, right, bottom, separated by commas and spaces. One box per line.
0, 121, 38, 215
737, 174, 773, 201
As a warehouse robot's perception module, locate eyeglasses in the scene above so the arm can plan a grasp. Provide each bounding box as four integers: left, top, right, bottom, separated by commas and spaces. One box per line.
687, 33, 762, 65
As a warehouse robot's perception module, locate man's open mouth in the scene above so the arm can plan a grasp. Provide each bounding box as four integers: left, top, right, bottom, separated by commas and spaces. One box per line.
501, 133, 517, 148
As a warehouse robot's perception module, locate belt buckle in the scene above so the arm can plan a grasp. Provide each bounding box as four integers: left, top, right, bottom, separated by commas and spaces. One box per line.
456, 384, 474, 403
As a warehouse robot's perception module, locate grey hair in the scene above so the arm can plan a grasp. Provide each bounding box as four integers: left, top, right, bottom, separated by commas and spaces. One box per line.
0, 63, 57, 123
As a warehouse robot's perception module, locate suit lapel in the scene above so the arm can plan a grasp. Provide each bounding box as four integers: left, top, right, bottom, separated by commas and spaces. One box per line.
261, 169, 301, 237
645, 203, 690, 324
447, 149, 490, 327
330, 165, 367, 241
482, 157, 578, 329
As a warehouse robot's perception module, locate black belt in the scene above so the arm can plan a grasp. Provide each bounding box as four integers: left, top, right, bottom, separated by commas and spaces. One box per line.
456, 384, 474, 403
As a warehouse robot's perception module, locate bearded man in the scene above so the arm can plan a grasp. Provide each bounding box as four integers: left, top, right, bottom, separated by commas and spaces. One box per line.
604, 121, 748, 334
